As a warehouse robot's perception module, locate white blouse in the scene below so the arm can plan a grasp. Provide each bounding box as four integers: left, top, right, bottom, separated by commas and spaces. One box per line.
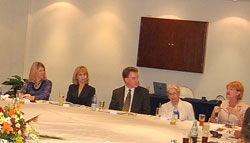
160, 100, 195, 121
218, 100, 249, 124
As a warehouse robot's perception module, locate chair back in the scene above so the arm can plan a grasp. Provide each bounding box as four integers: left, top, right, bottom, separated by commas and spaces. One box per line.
180, 86, 194, 98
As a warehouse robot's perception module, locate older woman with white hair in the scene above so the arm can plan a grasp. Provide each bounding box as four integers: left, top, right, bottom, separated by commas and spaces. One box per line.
160, 84, 195, 121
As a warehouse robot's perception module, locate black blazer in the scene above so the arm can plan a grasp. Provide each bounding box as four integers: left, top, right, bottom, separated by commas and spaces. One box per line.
109, 86, 151, 115
66, 84, 95, 106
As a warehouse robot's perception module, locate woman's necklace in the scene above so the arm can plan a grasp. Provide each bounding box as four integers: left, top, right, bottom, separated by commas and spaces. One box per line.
34, 80, 42, 89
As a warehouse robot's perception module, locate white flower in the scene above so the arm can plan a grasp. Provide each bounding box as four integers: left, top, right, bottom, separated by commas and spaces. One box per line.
0, 139, 9, 143
18, 130, 22, 134
19, 113, 23, 119
16, 123, 21, 128
4, 117, 11, 124
0, 94, 9, 101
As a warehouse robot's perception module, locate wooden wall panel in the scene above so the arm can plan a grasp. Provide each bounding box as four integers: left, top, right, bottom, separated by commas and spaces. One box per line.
137, 17, 208, 73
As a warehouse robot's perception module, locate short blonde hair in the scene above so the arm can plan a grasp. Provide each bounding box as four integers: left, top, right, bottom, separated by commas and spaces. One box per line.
167, 84, 180, 95
72, 66, 89, 85
227, 81, 244, 100
29, 62, 46, 82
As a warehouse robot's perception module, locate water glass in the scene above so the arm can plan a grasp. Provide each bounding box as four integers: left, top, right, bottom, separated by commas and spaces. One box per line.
234, 118, 239, 126
58, 95, 65, 106
99, 101, 105, 112
19, 94, 25, 104
199, 114, 206, 126
202, 123, 210, 133
202, 123, 210, 143
16, 90, 24, 104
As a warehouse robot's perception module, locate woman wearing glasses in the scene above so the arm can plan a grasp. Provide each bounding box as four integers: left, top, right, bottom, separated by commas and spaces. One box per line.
160, 84, 195, 121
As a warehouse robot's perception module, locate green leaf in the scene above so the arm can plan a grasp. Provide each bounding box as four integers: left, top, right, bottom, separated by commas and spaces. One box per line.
2, 75, 24, 95
4, 91, 15, 95
12, 75, 22, 81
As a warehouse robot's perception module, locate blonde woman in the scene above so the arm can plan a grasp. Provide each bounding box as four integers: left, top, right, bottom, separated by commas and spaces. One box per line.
21, 62, 52, 101
66, 66, 95, 106
210, 81, 249, 126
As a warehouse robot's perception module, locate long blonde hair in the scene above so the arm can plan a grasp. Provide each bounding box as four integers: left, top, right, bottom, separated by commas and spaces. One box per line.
72, 66, 89, 85
29, 62, 47, 82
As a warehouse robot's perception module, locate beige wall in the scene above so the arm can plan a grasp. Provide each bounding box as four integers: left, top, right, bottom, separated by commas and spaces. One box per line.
1, 0, 250, 106
0, 0, 29, 92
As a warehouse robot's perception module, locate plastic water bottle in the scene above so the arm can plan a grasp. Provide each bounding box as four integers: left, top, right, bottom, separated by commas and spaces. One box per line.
215, 112, 219, 123
91, 95, 97, 111
190, 120, 198, 143
170, 106, 179, 125
173, 106, 179, 120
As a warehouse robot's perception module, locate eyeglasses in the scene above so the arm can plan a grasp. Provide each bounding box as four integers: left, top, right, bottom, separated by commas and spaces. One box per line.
168, 92, 177, 96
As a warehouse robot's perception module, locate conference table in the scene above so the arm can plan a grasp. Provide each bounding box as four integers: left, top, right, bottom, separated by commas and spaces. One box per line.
0, 100, 238, 143
150, 94, 222, 121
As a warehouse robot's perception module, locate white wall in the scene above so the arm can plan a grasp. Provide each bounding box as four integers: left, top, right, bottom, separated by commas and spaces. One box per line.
0, 0, 29, 92
2, 0, 250, 106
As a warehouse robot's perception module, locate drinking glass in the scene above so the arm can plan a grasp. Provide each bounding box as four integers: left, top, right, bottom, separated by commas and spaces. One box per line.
58, 94, 65, 106
202, 123, 210, 143
202, 136, 208, 143
19, 94, 25, 105
233, 118, 239, 129
16, 90, 24, 104
199, 114, 206, 126
99, 101, 105, 112
182, 138, 189, 143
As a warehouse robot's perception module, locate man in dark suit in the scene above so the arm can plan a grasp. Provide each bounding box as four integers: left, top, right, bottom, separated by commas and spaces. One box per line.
109, 67, 151, 115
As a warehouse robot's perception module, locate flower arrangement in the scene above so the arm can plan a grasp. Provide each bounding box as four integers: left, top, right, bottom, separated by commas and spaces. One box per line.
0, 102, 39, 143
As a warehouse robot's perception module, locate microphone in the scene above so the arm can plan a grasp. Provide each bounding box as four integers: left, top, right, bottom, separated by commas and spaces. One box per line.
215, 112, 219, 118
215, 112, 219, 122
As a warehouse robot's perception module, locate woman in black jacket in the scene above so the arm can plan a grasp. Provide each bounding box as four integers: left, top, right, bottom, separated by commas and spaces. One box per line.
66, 66, 95, 106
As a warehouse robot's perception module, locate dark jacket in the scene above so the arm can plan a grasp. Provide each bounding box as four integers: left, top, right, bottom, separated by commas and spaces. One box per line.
109, 86, 151, 115
66, 84, 95, 106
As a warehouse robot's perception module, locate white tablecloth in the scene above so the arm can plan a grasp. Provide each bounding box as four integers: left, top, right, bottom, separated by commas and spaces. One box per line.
1, 100, 239, 143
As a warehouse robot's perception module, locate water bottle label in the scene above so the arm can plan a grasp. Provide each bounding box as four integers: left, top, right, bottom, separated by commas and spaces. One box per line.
92, 100, 97, 104
173, 111, 179, 119
191, 131, 198, 137
91, 103, 96, 111
174, 114, 178, 120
